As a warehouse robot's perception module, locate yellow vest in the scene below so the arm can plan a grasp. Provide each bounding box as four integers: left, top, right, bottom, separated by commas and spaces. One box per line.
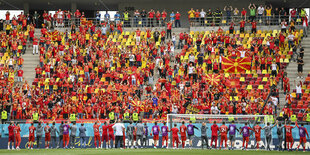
124, 13, 129, 20
109, 112, 115, 120
291, 114, 297, 122
124, 112, 130, 120
190, 116, 196, 123
70, 113, 76, 121
132, 113, 139, 121
1, 110, 7, 119
33, 112, 38, 121
268, 115, 274, 123
306, 113, 310, 122
228, 116, 234, 122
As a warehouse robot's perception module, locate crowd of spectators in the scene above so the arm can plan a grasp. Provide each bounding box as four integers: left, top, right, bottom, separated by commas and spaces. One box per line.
0, 7, 308, 123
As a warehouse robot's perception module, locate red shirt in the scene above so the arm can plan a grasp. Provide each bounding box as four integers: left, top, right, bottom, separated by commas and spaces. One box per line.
251, 22, 257, 29
175, 13, 181, 20
14, 126, 21, 136
254, 125, 262, 136
285, 125, 294, 136
18, 70, 23, 77
241, 10, 247, 16
108, 124, 114, 134
171, 127, 179, 137
220, 125, 228, 136
93, 124, 100, 135
240, 21, 245, 28
29, 126, 36, 136
167, 22, 172, 30
180, 125, 187, 137
45, 125, 51, 135
211, 124, 219, 136
102, 125, 108, 135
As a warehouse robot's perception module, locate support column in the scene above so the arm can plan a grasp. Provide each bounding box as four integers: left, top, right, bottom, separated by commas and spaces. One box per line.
23, 2, 29, 14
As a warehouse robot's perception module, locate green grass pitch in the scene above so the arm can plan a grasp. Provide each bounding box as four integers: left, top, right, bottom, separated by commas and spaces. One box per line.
0, 149, 308, 155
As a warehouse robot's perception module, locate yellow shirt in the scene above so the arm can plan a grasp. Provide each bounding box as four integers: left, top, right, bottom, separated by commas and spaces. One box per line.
266, 9, 272, 16
188, 10, 195, 18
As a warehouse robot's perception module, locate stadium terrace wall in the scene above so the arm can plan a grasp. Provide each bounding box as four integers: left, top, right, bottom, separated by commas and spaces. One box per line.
0, 123, 309, 150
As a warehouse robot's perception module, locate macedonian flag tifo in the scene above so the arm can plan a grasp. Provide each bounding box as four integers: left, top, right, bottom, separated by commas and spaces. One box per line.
221, 57, 251, 73
205, 74, 221, 86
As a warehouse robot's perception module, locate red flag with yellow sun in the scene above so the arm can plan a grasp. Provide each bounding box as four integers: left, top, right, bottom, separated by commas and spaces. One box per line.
205, 74, 221, 86
46, 31, 59, 41
222, 57, 251, 73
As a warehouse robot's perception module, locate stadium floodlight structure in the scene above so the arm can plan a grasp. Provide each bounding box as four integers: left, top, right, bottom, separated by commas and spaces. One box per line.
167, 114, 268, 148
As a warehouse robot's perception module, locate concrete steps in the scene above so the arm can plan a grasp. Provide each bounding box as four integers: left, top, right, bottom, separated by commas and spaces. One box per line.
283, 29, 310, 110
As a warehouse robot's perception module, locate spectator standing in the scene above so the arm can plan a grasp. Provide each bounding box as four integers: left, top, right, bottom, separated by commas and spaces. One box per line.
166, 21, 172, 39
273, 8, 280, 25
297, 56, 304, 79
279, 7, 287, 21
199, 9, 206, 26
224, 6, 233, 24
170, 11, 175, 24
175, 11, 181, 27
241, 8, 247, 20
302, 16, 308, 37
248, 3, 257, 22
257, 5, 264, 23
265, 5, 272, 25
95, 11, 101, 25
104, 11, 110, 23
162, 10, 167, 26
141, 9, 147, 27
188, 8, 195, 26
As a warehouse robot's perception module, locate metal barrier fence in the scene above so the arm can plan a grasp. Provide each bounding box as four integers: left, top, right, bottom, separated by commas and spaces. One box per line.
46, 15, 308, 28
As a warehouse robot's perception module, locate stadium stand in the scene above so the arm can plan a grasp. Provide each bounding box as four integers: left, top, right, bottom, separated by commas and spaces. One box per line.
0, 5, 309, 124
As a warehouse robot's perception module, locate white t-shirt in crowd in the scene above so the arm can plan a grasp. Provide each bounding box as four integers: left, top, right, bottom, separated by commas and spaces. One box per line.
257, 7, 264, 15
200, 11, 206, 18
240, 50, 246, 58
112, 123, 125, 136
271, 64, 277, 70
296, 85, 302, 93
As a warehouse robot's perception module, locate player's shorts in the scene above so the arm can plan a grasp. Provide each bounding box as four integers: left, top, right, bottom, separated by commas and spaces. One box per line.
109, 133, 115, 140
229, 135, 235, 141
153, 135, 159, 140
162, 135, 168, 141
63, 134, 69, 142
102, 134, 108, 141
243, 136, 249, 142
255, 135, 261, 141
211, 135, 218, 141
136, 135, 143, 141
127, 135, 133, 141
94, 134, 101, 141
172, 136, 179, 143
221, 135, 227, 141
8, 135, 14, 142
299, 137, 306, 144
29, 135, 35, 142
188, 134, 194, 140
15, 135, 21, 142
45, 134, 51, 141
181, 136, 186, 141
286, 136, 293, 143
